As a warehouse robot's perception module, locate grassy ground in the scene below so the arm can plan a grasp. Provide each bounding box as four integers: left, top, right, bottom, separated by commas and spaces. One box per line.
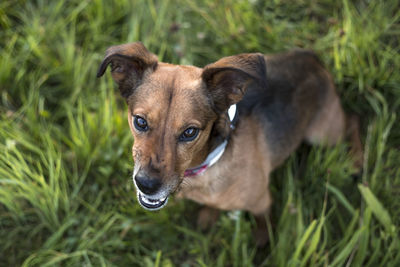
0, 0, 399, 266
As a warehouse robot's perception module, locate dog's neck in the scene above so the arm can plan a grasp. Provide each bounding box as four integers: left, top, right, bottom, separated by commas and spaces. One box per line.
184, 104, 238, 177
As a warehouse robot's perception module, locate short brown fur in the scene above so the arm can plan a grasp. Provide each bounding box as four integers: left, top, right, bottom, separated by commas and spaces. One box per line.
98, 42, 363, 244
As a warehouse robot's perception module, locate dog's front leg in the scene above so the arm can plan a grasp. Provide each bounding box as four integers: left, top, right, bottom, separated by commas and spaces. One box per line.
253, 213, 270, 247
197, 206, 220, 230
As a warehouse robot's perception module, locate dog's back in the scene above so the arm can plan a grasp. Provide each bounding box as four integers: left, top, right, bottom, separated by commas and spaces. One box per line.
238, 50, 338, 167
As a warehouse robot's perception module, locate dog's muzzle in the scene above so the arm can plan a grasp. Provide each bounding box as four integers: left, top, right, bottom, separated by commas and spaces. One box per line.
133, 168, 170, 211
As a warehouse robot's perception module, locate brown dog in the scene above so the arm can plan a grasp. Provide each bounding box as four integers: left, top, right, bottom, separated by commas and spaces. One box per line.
97, 42, 362, 241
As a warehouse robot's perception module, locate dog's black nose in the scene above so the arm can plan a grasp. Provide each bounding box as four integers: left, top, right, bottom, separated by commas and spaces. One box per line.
135, 174, 162, 195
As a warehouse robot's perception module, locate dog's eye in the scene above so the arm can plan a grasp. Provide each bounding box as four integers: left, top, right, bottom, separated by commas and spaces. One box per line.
133, 116, 149, 132
179, 127, 199, 142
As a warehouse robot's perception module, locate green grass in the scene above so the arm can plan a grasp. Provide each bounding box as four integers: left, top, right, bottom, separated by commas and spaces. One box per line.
0, 0, 399, 266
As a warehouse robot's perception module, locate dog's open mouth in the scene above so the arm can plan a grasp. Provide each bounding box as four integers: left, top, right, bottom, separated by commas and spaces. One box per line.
137, 192, 168, 211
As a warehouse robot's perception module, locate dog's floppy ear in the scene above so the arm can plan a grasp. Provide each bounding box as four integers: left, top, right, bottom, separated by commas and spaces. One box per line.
97, 42, 158, 98
202, 53, 267, 113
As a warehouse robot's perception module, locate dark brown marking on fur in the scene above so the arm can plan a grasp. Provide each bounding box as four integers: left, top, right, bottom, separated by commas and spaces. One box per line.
157, 74, 177, 169
148, 157, 162, 176
97, 42, 158, 98
202, 53, 268, 148
202, 53, 267, 114
236, 51, 332, 167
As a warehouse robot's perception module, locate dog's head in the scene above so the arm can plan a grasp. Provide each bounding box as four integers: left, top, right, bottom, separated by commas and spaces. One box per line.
97, 42, 266, 210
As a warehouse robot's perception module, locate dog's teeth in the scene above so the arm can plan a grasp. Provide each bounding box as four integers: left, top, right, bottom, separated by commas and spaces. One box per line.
140, 194, 164, 205
137, 192, 168, 210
